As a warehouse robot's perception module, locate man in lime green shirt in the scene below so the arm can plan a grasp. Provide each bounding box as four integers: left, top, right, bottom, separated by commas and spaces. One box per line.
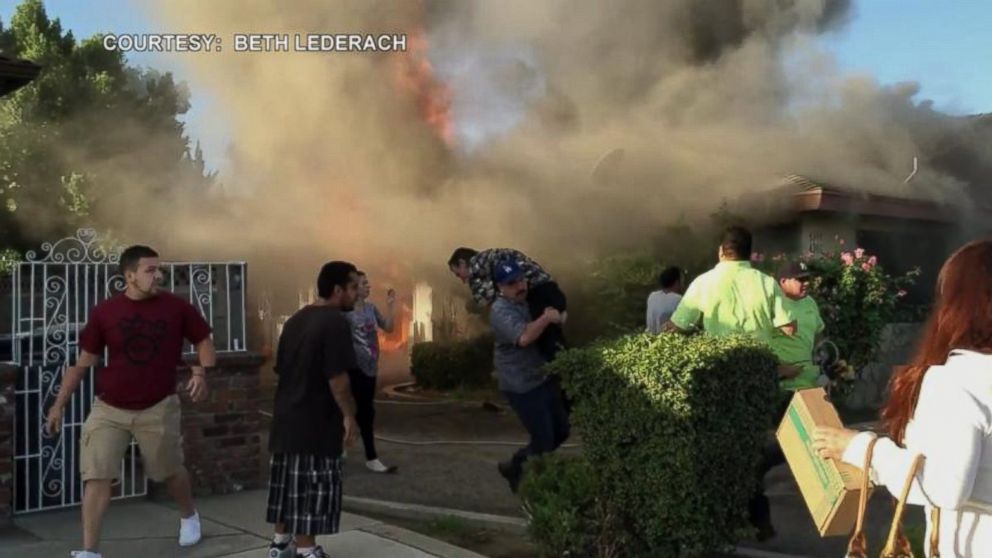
769, 261, 825, 393
743, 260, 830, 540
664, 227, 800, 541
665, 227, 797, 342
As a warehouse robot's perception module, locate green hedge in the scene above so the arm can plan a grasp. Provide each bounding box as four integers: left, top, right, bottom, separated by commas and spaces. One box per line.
410, 334, 494, 390
580, 253, 666, 338
523, 333, 779, 557
519, 453, 624, 558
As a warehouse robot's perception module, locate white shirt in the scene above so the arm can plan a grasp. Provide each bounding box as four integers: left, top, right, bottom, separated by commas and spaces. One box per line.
646, 290, 682, 334
842, 350, 992, 557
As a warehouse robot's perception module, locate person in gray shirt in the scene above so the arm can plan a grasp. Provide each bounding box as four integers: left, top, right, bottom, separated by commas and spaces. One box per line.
646, 266, 684, 334
345, 271, 397, 474
489, 259, 570, 493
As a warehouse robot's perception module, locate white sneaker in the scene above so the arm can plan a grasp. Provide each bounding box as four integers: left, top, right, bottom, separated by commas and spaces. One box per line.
366, 459, 397, 473
179, 511, 202, 546
70, 552, 102, 558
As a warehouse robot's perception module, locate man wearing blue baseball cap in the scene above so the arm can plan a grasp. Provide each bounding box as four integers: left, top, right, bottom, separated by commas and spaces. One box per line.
489, 259, 570, 493
447, 247, 568, 362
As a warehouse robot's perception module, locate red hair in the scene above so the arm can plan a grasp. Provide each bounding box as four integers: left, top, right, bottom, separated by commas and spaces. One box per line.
882, 240, 992, 443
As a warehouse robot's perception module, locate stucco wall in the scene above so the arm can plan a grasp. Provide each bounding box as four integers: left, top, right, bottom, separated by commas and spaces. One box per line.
845, 322, 924, 410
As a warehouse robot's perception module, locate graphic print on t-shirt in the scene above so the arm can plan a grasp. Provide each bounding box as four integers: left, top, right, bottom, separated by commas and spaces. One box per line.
119, 314, 168, 365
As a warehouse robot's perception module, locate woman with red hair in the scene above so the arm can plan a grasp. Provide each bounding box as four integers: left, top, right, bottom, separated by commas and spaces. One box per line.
814, 240, 992, 557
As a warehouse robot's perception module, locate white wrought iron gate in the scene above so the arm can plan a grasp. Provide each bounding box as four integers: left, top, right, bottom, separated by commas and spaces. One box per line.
3, 229, 247, 513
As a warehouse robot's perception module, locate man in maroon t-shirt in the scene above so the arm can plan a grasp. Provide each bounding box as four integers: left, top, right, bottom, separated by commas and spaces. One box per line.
45, 245, 216, 558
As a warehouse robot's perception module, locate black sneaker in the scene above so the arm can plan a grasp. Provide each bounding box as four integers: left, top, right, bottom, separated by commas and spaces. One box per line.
498, 461, 521, 493
755, 521, 777, 542
268, 539, 295, 558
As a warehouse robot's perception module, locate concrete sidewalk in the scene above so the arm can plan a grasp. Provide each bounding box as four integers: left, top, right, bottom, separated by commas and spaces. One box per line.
0, 490, 487, 558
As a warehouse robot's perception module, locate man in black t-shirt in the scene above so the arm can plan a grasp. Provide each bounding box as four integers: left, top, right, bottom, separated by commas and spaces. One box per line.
266, 261, 360, 558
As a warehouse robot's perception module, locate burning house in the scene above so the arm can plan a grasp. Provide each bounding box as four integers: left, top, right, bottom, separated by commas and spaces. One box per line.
743, 115, 992, 305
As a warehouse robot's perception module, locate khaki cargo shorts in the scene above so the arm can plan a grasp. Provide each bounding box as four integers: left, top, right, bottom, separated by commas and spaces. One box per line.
80, 395, 185, 483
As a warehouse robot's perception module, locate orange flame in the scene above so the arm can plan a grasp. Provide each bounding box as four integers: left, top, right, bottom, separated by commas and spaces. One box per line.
394, 28, 454, 145
378, 302, 412, 352
375, 261, 414, 353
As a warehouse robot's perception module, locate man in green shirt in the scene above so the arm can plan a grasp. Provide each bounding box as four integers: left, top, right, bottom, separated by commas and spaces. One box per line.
769, 261, 825, 393
748, 261, 828, 540
664, 226, 797, 341
664, 227, 800, 541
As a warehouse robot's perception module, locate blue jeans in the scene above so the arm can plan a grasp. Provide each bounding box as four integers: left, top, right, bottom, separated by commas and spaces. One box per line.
503, 379, 571, 477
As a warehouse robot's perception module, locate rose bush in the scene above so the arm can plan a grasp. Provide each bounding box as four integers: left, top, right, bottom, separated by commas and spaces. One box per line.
755, 241, 919, 393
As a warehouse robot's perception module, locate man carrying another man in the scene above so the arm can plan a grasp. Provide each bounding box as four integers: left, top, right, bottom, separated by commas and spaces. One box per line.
448, 247, 567, 362
489, 259, 570, 493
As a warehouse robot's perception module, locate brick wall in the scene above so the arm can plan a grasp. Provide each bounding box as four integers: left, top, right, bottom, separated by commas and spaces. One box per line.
0, 364, 17, 525
172, 352, 266, 497
0, 354, 266, 518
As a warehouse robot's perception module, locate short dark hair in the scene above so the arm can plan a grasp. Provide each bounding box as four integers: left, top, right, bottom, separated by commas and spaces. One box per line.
356, 270, 367, 277
317, 261, 357, 298
448, 247, 478, 268
658, 266, 682, 289
720, 226, 752, 261
119, 245, 159, 275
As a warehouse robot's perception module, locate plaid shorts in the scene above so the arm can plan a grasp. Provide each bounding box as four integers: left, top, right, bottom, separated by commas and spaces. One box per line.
265, 454, 343, 535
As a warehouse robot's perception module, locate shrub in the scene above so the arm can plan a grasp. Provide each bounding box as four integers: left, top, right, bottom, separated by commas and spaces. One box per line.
0, 248, 20, 276
800, 248, 918, 371
519, 454, 623, 558
538, 333, 779, 557
568, 253, 666, 344
564, 218, 732, 346
410, 334, 494, 390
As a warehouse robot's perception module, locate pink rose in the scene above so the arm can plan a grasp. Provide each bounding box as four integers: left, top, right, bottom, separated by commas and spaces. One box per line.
897, 289, 908, 298
854, 248, 865, 259
861, 263, 871, 271
841, 252, 854, 266
838, 238, 846, 246
867, 256, 877, 267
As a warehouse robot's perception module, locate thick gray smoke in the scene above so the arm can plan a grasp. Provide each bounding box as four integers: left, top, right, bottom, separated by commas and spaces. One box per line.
129, 0, 986, 301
